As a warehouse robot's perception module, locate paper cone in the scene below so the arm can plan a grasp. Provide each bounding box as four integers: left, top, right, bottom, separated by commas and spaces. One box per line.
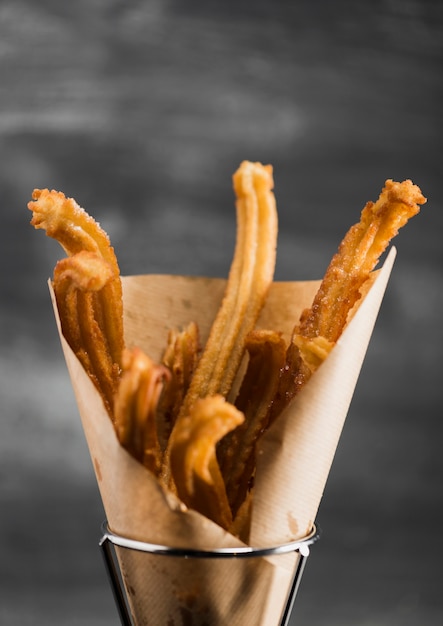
49, 246, 396, 625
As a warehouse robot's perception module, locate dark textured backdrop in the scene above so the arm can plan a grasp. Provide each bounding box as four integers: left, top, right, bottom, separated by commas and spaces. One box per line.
1, 1, 442, 624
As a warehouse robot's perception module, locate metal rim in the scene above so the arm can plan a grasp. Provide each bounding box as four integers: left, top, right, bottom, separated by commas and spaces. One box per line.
99, 520, 321, 559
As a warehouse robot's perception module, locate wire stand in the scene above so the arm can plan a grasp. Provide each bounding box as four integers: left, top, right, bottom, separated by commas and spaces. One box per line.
99, 521, 320, 626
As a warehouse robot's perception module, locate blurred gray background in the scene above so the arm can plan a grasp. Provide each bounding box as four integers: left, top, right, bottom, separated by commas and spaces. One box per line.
1, 1, 442, 624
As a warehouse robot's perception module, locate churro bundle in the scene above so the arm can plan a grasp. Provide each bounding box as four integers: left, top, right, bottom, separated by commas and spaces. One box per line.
28, 162, 426, 623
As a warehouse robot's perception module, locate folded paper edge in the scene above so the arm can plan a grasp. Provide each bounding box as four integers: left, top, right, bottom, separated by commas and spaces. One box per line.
250, 247, 397, 545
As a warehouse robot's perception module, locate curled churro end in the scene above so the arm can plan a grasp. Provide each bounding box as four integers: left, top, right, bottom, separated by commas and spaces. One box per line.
29, 188, 124, 365
28, 188, 119, 272
53, 251, 114, 292
29, 189, 125, 412
169, 395, 244, 530
157, 322, 201, 449
114, 347, 170, 475
291, 334, 335, 374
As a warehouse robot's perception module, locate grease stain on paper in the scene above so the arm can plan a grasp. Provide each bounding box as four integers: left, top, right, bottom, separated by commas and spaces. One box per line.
287, 511, 299, 537
93, 457, 102, 483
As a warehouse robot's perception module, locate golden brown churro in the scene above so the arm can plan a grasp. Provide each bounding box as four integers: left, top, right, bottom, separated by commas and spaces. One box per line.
157, 322, 200, 448
269, 179, 427, 421
52, 251, 121, 414
114, 347, 170, 474
297, 179, 426, 343
28, 189, 124, 368
28, 189, 124, 413
175, 161, 278, 418
165, 161, 278, 506
220, 329, 287, 516
169, 395, 244, 529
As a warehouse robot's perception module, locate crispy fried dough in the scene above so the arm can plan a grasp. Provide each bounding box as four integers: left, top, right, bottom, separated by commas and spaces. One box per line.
220, 329, 287, 517
157, 322, 200, 448
114, 347, 170, 474
176, 161, 278, 418
169, 395, 244, 529
29, 190, 124, 413
52, 251, 121, 413
297, 179, 426, 343
28, 189, 124, 368
269, 179, 427, 421
164, 161, 278, 506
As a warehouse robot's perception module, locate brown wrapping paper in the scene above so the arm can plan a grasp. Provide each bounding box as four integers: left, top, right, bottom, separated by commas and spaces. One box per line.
251, 246, 397, 546
50, 246, 396, 625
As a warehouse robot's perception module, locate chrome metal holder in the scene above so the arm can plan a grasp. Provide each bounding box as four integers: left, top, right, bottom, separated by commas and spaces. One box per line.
99, 521, 320, 626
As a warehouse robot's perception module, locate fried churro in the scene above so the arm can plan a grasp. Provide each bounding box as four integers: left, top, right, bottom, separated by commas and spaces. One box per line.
166, 161, 278, 503
176, 161, 278, 417
28, 189, 124, 412
269, 179, 427, 420
114, 347, 170, 474
169, 395, 244, 529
